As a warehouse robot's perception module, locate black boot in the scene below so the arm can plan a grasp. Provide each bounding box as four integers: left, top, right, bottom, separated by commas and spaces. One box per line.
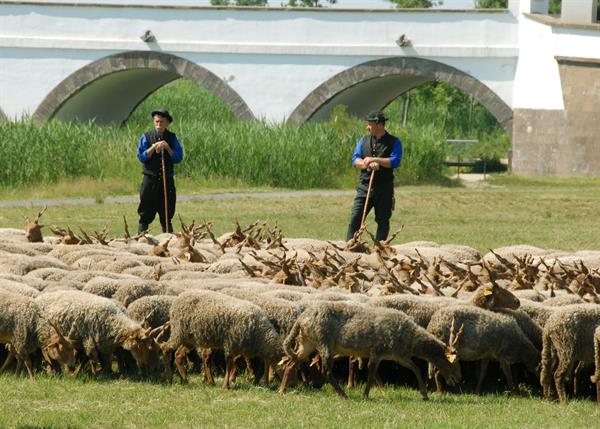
138, 223, 149, 234
161, 222, 173, 233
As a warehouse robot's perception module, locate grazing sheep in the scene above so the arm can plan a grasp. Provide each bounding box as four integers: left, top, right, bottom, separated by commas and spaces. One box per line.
111, 281, 172, 307
369, 294, 455, 328
0, 290, 77, 378
0, 279, 40, 298
540, 304, 600, 403
35, 290, 159, 375
519, 300, 556, 328
427, 304, 539, 394
164, 290, 283, 389
220, 288, 302, 337
280, 301, 462, 399
127, 295, 175, 330
591, 325, 600, 405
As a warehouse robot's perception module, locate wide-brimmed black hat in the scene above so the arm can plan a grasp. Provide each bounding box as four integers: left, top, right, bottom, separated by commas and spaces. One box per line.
151, 109, 173, 123
366, 111, 387, 123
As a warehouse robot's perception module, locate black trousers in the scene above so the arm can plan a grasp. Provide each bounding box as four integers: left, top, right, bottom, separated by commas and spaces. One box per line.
138, 174, 176, 233
346, 182, 394, 242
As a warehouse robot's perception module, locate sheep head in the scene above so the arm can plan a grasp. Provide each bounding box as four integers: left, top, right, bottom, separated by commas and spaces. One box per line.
437, 318, 464, 386
42, 321, 79, 373
122, 328, 161, 373
23, 206, 47, 243
471, 282, 520, 311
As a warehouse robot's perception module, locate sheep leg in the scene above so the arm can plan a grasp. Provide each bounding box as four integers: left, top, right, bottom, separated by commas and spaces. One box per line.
363, 357, 381, 399
161, 346, 174, 384
434, 370, 444, 394
396, 357, 428, 401
201, 348, 215, 385
347, 357, 356, 388
17, 353, 35, 381
554, 358, 576, 404
279, 360, 297, 394
573, 361, 585, 398
500, 361, 518, 394
245, 356, 258, 384
223, 354, 235, 390
321, 351, 347, 399
540, 332, 555, 399
593, 336, 600, 406
475, 359, 490, 395
0, 351, 15, 374
174, 346, 189, 384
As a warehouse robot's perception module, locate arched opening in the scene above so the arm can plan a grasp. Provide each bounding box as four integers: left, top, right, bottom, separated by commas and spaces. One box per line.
287, 57, 513, 136
33, 51, 255, 125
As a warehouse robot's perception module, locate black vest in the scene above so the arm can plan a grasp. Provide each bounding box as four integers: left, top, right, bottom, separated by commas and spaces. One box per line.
359, 132, 397, 186
142, 129, 177, 177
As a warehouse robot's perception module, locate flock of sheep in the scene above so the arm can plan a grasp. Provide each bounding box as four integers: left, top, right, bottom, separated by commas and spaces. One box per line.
2, 210, 600, 405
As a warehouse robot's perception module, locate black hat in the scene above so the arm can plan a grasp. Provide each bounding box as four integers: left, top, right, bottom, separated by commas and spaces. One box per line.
151, 109, 173, 123
366, 111, 387, 123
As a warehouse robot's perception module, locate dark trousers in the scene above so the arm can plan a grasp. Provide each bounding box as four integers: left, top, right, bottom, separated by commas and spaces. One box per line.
138, 174, 176, 233
346, 182, 393, 242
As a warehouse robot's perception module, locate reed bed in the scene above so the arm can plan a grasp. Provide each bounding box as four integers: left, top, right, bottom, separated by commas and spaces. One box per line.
0, 78, 506, 190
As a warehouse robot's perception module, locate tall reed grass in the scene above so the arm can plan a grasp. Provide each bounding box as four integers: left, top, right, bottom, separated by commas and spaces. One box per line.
0, 78, 508, 190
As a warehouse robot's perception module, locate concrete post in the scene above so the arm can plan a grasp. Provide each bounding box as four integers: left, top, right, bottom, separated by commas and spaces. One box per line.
561, 0, 598, 23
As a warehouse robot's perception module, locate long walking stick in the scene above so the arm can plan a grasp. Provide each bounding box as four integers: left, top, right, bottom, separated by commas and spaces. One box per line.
161, 150, 169, 232
360, 169, 376, 229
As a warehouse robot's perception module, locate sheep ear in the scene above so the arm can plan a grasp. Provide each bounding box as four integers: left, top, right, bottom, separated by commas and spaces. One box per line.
445, 349, 457, 363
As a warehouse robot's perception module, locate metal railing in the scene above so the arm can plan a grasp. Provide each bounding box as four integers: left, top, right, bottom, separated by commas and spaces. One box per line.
444, 139, 487, 179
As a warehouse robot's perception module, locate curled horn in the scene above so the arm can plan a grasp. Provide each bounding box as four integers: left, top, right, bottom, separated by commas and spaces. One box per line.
48, 320, 66, 342
448, 317, 464, 349
142, 309, 156, 329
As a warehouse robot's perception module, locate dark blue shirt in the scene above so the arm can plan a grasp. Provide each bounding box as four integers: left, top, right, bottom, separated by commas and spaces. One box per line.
137, 132, 183, 177
351, 135, 403, 168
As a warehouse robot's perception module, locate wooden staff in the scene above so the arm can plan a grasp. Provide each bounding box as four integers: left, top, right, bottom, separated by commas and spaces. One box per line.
161, 149, 169, 232
360, 169, 376, 229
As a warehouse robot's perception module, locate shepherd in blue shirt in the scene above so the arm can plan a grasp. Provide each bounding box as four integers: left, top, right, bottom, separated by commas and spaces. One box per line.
136, 109, 183, 234
346, 111, 402, 242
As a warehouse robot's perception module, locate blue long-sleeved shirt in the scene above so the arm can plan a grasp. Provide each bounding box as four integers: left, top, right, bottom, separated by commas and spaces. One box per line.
137, 132, 183, 176
351, 135, 402, 168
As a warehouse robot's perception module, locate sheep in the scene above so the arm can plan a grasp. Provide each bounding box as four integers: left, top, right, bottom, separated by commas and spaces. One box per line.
164, 290, 283, 389
519, 300, 556, 328
591, 325, 600, 405
369, 295, 455, 328
111, 281, 172, 307
35, 290, 159, 375
220, 288, 302, 337
0, 279, 41, 298
280, 301, 462, 399
0, 290, 77, 379
0, 273, 48, 292
427, 304, 539, 394
540, 304, 600, 403
126, 295, 175, 330
368, 283, 519, 329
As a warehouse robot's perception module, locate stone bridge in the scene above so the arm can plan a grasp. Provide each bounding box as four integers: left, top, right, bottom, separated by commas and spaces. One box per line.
0, 0, 599, 175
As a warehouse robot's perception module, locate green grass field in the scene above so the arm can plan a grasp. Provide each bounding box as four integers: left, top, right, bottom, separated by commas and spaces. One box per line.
3, 174, 600, 252
3, 174, 600, 428
0, 372, 598, 429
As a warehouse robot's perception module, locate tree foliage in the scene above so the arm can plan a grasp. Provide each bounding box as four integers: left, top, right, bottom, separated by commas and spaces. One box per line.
210, 0, 268, 5
283, 0, 337, 6
386, 0, 436, 7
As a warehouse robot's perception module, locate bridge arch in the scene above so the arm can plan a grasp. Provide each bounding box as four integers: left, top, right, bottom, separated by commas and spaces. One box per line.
33, 51, 255, 124
288, 57, 513, 134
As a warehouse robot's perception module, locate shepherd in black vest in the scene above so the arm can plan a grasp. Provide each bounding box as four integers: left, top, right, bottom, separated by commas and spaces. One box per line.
346, 111, 403, 242
136, 109, 184, 233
